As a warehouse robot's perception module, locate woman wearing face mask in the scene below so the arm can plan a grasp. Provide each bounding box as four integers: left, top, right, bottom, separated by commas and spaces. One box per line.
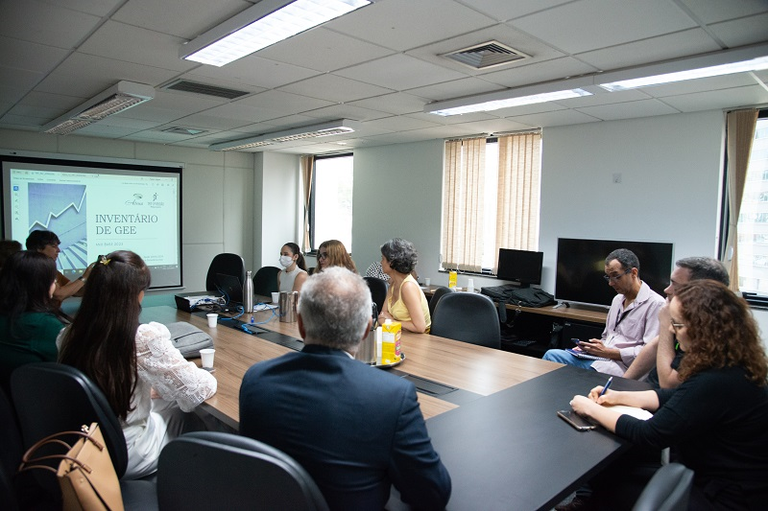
277, 242, 308, 293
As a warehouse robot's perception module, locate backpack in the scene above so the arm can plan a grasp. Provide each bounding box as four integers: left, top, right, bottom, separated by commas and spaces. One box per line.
481, 284, 556, 322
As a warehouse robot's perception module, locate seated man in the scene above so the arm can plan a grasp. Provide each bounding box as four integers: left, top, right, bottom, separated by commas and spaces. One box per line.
543, 248, 664, 376
622, 256, 730, 387
239, 267, 451, 511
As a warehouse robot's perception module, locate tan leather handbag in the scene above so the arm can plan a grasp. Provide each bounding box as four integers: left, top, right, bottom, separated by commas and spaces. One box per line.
18, 422, 124, 511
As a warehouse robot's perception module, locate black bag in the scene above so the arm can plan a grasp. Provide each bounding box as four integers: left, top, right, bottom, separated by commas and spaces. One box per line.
166, 322, 214, 358
481, 285, 556, 322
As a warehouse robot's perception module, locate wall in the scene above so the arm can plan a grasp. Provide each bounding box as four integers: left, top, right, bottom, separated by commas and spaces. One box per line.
0, 128, 256, 293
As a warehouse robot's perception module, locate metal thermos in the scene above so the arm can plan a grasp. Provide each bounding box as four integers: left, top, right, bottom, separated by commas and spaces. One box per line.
279, 291, 298, 322
355, 303, 379, 365
243, 270, 254, 314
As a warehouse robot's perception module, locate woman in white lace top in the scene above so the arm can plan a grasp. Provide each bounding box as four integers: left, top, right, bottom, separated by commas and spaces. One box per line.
58, 251, 216, 479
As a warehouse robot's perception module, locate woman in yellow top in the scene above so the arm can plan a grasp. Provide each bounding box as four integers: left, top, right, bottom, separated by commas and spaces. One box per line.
378, 238, 430, 333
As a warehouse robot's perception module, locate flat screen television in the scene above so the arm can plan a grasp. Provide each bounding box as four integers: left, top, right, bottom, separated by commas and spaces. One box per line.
496, 248, 544, 287
555, 238, 673, 307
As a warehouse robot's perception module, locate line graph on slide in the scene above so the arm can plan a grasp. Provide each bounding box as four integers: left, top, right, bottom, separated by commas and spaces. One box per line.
28, 183, 88, 271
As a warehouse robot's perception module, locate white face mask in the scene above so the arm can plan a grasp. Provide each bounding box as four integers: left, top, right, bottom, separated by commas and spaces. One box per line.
279, 255, 294, 268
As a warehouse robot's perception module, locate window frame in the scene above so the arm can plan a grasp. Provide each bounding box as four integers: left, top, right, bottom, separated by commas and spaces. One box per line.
306, 152, 353, 254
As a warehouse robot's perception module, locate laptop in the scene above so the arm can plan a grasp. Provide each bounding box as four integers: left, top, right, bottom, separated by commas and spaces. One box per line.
214, 273, 243, 304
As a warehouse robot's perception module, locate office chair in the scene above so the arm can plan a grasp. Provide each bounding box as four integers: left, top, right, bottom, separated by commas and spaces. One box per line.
10, 363, 158, 509
253, 265, 281, 296
363, 276, 388, 314
428, 286, 453, 318
632, 463, 694, 511
431, 292, 501, 349
205, 253, 246, 293
0, 388, 22, 510
158, 431, 329, 511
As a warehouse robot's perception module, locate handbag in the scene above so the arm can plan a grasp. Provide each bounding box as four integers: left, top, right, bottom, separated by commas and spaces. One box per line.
167, 321, 214, 358
18, 422, 124, 511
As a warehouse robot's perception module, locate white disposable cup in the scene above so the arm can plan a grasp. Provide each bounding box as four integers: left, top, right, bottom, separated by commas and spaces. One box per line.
271, 292, 280, 303
424, 278, 431, 287
467, 278, 475, 292
200, 348, 215, 369
206, 313, 218, 328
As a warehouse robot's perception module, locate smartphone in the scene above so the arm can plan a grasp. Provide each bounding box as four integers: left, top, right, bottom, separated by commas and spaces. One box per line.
557, 410, 596, 431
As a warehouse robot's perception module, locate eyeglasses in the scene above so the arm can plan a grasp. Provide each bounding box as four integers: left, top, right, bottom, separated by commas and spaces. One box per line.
318, 252, 329, 260
603, 269, 631, 282
670, 319, 685, 331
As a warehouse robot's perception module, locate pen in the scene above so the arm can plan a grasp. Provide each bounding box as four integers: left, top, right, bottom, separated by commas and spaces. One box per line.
598, 376, 613, 397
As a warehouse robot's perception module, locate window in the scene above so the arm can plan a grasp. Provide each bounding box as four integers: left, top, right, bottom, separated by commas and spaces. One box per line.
441, 132, 541, 273
735, 113, 768, 294
308, 154, 353, 252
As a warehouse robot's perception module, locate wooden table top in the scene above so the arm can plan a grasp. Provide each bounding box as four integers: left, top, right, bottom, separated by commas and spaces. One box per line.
141, 304, 562, 430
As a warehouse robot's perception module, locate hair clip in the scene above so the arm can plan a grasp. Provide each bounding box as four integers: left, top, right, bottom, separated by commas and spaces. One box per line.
100, 257, 111, 266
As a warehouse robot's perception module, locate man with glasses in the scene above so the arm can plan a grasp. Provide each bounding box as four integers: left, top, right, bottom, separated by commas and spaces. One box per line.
543, 248, 665, 376
622, 257, 729, 387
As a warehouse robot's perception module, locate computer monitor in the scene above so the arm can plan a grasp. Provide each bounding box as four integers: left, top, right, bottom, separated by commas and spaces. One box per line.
496, 248, 544, 287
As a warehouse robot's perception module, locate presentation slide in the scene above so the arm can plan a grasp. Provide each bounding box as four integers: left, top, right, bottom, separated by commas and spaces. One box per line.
2, 157, 182, 288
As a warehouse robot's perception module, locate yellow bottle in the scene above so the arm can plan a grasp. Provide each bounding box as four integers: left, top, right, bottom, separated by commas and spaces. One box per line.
448, 270, 457, 289
381, 319, 402, 365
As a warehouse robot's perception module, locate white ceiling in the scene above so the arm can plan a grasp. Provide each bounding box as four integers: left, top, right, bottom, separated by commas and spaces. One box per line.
1, 0, 767, 155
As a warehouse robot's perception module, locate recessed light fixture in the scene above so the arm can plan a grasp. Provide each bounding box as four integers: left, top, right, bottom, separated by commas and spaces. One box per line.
209, 119, 358, 151
425, 79, 593, 117
42, 81, 154, 135
600, 55, 768, 92
181, 0, 372, 67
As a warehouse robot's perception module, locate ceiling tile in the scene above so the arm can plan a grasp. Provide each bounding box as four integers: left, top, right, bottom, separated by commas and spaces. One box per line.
480, 57, 599, 88
576, 98, 681, 120
659, 84, 768, 112
187, 54, 321, 89
0, 0, 102, 48
509, 0, 698, 54
112, 0, 251, 39
510, 109, 603, 127
348, 93, 428, 116
301, 104, 391, 122
406, 78, 505, 102
336, 54, 467, 91
677, 0, 768, 24
327, 0, 497, 52
256, 27, 395, 73
236, 90, 334, 115
708, 13, 768, 47
279, 74, 393, 103
458, 0, 576, 21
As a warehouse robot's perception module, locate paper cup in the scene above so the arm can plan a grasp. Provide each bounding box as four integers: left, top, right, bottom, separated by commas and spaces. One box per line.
206, 313, 218, 328
200, 348, 215, 369
271, 292, 280, 303
424, 278, 431, 287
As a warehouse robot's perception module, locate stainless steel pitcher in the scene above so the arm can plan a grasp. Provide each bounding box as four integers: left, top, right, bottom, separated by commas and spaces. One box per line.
279, 291, 298, 322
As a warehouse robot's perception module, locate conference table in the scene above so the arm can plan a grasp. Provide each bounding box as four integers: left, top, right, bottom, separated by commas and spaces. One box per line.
141, 303, 649, 511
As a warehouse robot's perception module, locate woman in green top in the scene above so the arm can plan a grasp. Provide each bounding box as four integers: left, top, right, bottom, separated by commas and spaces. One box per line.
0, 251, 66, 394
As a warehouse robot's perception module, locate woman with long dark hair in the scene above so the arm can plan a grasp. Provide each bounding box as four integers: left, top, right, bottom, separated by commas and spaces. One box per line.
570, 280, 768, 510
277, 242, 308, 293
0, 251, 65, 394
58, 250, 216, 479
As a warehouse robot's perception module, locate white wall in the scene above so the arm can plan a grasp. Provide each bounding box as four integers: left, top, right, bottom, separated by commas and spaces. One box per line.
0, 128, 256, 294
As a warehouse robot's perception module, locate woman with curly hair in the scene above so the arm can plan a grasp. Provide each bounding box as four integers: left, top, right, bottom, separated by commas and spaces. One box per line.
378, 238, 430, 333
569, 279, 768, 510
315, 239, 356, 274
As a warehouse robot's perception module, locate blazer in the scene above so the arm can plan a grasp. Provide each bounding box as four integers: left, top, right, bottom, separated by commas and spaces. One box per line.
239, 344, 451, 511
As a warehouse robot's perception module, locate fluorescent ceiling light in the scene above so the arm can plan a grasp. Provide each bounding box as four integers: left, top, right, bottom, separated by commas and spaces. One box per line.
42, 81, 154, 135
426, 87, 592, 117
600, 55, 768, 92
182, 0, 371, 67
209, 119, 358, 151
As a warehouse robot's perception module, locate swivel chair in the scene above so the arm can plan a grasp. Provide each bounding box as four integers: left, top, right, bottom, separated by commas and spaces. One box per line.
205, 253, 246, 294
158, 431, 329, 511
632, 463, 694, 511
431, 292, 501, 349
428, 286, 453, 318
253, 266, 281, 296
11, 363, 158, 509
363, 277, 388, 315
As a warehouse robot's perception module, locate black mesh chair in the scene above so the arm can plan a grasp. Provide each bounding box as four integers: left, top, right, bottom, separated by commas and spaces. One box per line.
158, 431, 329, 511
431, 292, 501, 349
363, 276, 388, 315
253, 266, 281, 296
428, 286, 454, 319
632, 463, 694, 511
10, 363, 158, 509
205, 253, 246, 293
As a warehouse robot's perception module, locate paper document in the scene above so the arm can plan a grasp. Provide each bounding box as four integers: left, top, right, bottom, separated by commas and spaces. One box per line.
254, 303, 278, 312
603, 405, 653, 421
566, 348, 609, 361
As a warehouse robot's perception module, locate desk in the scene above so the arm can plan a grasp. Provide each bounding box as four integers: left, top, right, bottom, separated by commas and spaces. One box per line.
141, 305, 647, 510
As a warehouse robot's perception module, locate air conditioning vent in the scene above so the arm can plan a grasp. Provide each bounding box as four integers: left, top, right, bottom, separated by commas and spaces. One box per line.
162, 80, 250, 100
443, 41, 529, 70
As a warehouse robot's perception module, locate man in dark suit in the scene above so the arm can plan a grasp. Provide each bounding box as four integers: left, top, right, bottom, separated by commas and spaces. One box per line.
239, 267, 451, 510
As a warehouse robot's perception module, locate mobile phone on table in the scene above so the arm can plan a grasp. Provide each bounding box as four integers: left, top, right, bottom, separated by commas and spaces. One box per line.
557, 410, 596, 431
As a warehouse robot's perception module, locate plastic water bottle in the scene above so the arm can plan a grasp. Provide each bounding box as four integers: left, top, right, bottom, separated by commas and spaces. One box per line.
243, 270, 254, 315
